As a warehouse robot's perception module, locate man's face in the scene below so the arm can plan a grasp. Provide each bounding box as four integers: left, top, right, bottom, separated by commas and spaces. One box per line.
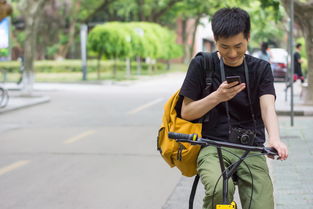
215, 32, 249, 67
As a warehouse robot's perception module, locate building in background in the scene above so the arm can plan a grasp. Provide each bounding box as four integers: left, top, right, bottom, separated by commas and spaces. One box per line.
175, 16, 215, 63
194, 17, 215, 54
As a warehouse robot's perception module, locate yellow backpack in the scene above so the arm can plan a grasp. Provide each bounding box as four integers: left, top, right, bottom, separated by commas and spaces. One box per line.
157, 52, 213, 177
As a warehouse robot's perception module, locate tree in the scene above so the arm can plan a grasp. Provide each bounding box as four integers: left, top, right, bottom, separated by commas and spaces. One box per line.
86, 0, 184, 23
245, 2, 285, 49
88, 22, 183, 78
54, 0, 112, 59
0, 0, 12, 22
280, 0, 313, 104
19, 0, 48, 95
88, 22, 132, 78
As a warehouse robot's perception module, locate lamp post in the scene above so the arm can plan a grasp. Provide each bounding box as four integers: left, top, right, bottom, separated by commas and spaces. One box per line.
80, 24, 88, 81
289, 0, 295, 126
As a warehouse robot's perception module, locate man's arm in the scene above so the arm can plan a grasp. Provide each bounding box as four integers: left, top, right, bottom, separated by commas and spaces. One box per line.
260, 94, 288, 160
181, 81, 246, 121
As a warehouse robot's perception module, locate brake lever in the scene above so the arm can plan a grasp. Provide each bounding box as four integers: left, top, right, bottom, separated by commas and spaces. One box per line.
264, 147, 281, 160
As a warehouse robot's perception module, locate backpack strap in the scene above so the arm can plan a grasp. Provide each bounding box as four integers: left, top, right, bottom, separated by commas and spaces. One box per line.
195, 52, 214, 96
195, 52, 214, 123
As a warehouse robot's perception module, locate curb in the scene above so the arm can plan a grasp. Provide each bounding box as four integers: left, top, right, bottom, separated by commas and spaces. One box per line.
276, 110, 304, 116
276, 110, 313, 116
0, 96, 51, 114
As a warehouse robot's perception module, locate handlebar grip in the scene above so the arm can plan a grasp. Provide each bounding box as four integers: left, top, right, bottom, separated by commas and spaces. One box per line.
168, 132, 198, 141
264, 147, 278, 155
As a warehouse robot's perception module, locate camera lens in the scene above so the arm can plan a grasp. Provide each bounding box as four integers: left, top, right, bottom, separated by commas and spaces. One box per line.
240, 134, 250, 145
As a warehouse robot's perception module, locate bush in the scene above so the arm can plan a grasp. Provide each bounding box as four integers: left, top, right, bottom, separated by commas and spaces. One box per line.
88, 22, 183, 60
0, 48, 9, 57
0, 59, 166, 73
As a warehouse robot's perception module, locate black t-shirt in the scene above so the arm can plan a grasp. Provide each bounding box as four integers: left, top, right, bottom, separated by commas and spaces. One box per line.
294, 51, 302, 76
180, 51, 276, 144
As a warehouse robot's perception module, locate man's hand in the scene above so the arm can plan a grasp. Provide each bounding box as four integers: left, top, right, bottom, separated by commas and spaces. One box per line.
215, 81, 246, 102
268, 139, 288, 160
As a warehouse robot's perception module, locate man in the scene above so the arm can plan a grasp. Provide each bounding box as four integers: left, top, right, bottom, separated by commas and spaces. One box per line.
294, 43, 304, 83
257, 42, 271, 62
179, 8, 288, 209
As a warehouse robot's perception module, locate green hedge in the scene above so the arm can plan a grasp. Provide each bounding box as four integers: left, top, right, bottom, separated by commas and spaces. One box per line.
0, 60, 165, 73
88, 22, 183, 60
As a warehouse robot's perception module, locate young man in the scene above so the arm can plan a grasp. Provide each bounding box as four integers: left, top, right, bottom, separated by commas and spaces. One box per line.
294, 43, 304, 83
179, 8, 288, 209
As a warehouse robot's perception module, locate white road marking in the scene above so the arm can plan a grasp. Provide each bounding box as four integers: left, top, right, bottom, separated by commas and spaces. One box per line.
128, 98, 164, 115
0, 160, 30, 176
64, 130, 96, 144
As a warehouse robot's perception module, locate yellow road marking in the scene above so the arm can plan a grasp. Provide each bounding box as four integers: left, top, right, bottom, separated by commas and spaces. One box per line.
64, 130, 96, 144
128, 98, 164, 115
0, 160, 30, 176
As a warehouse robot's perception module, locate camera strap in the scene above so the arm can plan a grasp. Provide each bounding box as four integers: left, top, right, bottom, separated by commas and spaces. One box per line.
219, 56, 257, 136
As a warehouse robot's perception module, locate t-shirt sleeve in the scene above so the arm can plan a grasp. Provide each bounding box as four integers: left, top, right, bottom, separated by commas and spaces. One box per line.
179, 56, 205, 101
257, 63, 276, 98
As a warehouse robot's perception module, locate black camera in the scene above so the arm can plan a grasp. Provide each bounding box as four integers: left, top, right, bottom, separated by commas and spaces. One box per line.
229, 128, 256, 145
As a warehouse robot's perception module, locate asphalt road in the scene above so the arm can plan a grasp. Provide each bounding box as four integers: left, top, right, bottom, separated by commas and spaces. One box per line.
0, 73, 187, 209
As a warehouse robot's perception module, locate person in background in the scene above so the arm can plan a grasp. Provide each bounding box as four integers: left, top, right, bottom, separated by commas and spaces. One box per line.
294, 43, 304, 83
257, 42, 271, 62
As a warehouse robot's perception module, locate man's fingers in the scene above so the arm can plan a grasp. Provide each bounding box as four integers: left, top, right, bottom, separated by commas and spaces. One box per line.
227, 81, 240, 88
232, 83, 246, 93
276, 146, 288, 160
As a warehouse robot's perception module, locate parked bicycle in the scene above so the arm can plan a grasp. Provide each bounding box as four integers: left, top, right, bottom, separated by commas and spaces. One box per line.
0, 85, 9, 108
168, 132, 279, 209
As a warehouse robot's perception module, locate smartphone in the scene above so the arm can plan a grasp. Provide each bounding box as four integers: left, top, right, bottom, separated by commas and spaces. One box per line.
226, 76, 241, 84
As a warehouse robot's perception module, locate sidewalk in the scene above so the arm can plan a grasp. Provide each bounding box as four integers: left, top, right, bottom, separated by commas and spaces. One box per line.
0, 84, 50, 115
274, 81, 313, 116
272, 116, 313, 209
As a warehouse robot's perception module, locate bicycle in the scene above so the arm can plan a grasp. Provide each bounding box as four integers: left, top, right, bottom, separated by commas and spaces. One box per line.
168, 132, 279, 209
0, 85, 9, 108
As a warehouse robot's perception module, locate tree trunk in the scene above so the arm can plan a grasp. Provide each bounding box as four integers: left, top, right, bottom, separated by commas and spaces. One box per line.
281, 0, 313, 104
137, 0, 145, 21
126, 58, 131, 78
23, 25, 35, 95
56, 20, 77, 59
113, 59, 117, 78
190, 15, 201, 58
166, 60, 171, 71
20, 0, 47, 96
56, 1, 80, 59
181, 18, 190, 64
97, 53, 102, 80
136, 56, 141, 75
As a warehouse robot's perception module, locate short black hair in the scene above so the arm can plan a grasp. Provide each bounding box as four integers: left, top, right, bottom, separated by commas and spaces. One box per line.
211, 8, 250, 40
296, 43, 302, 49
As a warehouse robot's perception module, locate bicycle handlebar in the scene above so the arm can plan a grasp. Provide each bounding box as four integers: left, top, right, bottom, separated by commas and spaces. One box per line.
168, 132, 278, 156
